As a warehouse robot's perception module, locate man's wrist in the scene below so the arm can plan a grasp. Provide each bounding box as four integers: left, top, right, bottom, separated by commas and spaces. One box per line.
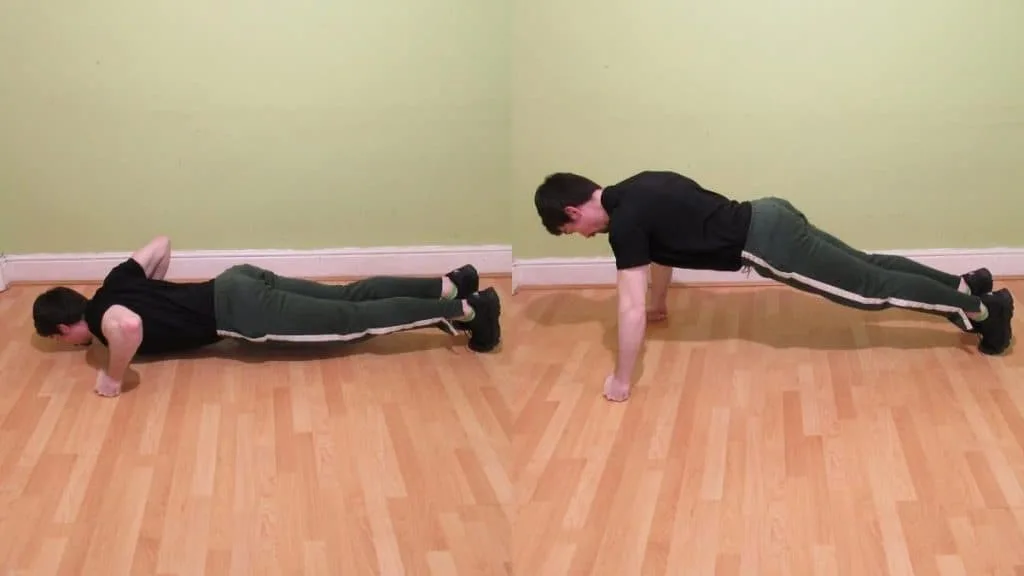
102, 367, 124, 383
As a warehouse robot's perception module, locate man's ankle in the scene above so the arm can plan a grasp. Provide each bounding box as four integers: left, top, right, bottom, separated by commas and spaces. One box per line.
441, 276, 457, 300
968, 302, 989, 322
459, 300, 475, 322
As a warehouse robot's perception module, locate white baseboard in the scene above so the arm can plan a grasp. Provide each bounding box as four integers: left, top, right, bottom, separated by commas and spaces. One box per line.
8, 245, 1023, 291
2, 245, 513, 285
512, 248, 1024, 289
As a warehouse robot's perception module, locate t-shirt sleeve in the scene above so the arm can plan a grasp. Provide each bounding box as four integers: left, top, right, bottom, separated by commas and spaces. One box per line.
82, 297, 112, 346
85, 259, 145, 346
608, 217, 651, 270
103, 258, 147, 286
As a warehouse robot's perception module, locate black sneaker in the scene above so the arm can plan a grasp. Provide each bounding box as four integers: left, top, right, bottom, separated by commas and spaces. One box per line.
975, 288, 1014, 355
446, 264, 479, 299
429, 265, 480, 338
962, 268, 993, 296
463, 287, 501, 352
946, 268, 994, 333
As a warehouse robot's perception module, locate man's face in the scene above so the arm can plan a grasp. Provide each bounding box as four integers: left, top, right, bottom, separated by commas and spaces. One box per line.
559, 204, 608, 238
53, 322, 93, 346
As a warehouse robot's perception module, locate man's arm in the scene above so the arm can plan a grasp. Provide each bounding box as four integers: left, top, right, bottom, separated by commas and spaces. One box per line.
614, 264, 649, 385
99, 305, 143, 389
131, 235, 171, 280
648, 263, 672, 320
604, 215, 651, 400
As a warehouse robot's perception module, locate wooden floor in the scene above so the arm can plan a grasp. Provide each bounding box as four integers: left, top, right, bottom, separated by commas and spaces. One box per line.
0, 279, 515, 576
2, 278, 1023, 575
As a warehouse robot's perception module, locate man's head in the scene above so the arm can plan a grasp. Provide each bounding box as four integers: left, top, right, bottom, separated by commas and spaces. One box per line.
534, 173, 609, 238
32, 287, 93, 346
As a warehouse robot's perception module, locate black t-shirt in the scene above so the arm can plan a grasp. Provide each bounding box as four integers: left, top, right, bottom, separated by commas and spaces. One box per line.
602, 171, 753, 271
84, 259, 221, 355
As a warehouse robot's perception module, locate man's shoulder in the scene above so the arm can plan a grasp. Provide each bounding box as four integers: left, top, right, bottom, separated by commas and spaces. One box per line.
605, 200, 646, 236
83, 291, 114, 340
86, 262, 144, 322
608, 170, 697, 197
103, 258, 147, 285
604, 173, 670, 215
614, 169, 690, 185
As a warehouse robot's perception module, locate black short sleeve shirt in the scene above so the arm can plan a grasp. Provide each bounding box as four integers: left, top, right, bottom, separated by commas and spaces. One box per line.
84, 259, 221, 355
601, 171, 753, 272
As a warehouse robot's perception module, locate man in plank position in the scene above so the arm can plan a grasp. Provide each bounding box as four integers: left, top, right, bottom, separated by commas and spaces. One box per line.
534, 170, 1014, 402
32, 235, 501, 397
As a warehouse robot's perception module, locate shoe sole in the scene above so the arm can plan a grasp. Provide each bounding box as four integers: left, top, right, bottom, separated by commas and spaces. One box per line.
1002, 287, 1014, 335
978, 289, 1013, 355
468, 288, 501, 352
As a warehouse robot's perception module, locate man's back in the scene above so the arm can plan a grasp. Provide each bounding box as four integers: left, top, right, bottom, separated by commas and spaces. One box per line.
85, 259, 221, 355
601, 171, 753, 271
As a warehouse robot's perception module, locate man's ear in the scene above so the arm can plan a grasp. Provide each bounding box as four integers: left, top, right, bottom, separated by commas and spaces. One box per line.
564, 206, 583, 220
57, 324, 72, 335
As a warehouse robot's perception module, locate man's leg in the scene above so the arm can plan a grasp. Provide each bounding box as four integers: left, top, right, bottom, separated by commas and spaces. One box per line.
212, 266, 501, 351
741, 197, 1013, 354
768, 198, 992, 295
223, 263, 479, 302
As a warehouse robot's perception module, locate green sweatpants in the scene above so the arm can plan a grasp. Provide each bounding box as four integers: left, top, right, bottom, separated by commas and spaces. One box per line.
741, 197, 983, 331
211, 264, 465, 342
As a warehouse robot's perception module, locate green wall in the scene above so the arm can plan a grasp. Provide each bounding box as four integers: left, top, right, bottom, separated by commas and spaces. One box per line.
3, 1, 1021, 258
511, 0, 1024, 259
0, 1, 509, 253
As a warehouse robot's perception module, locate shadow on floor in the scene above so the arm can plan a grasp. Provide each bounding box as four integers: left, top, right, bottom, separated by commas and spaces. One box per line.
30, 329, 471, 380
521, 287, 984, 355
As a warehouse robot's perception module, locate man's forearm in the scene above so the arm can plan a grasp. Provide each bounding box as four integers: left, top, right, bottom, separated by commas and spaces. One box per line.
650, 263, 672, 303
105, 328, 141, 382
615, 308, 646, 382
152, 240, 171, 280
153, 250, 171, 280
133, 235, 172, 279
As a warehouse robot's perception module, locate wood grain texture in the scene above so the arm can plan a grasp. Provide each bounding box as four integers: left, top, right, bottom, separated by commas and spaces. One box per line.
0, 279, 514, 576
512, 281, 1024, 576
2, 278, 1022, 575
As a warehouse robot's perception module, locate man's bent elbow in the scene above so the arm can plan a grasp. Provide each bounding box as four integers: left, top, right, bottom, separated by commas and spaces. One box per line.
116, 316, 143, 340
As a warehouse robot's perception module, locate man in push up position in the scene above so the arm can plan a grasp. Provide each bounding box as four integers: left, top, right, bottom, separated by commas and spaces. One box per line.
32, 235, 501, 397
534, 170, 1014, 402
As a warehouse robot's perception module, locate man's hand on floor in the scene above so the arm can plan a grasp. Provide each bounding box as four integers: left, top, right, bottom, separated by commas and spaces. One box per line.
94, 370, 122, 397
603, 374, 631, 402
646, 304, 668, 322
